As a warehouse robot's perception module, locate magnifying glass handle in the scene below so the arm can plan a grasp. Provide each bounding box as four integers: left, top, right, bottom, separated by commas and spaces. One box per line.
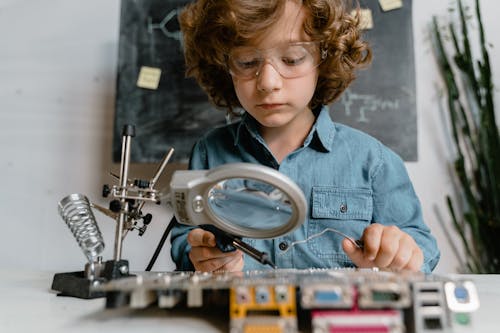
200, 225, 277, 269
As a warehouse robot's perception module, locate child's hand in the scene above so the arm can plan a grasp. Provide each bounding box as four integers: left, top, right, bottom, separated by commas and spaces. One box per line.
342, 223, 423, 272
187, 228, 244, 272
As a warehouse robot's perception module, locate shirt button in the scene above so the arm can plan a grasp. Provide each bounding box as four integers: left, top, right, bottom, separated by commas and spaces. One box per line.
340, 204, 348, 213
279, 241, 288, 251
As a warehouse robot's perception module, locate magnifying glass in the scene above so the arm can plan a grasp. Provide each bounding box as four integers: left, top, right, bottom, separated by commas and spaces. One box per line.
170, 163, 308, 268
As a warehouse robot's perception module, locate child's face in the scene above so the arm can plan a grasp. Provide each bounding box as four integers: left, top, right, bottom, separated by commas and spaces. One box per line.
229, 1, 319, 131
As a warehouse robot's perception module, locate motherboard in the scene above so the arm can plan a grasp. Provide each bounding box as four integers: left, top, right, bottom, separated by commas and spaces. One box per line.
92, 268, 479, 333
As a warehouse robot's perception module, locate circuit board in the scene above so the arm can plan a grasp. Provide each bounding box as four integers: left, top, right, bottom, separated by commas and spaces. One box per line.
92, 268, 479, 333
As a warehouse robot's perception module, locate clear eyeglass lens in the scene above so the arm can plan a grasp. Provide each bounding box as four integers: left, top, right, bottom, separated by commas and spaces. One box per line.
228, 42, 322, 79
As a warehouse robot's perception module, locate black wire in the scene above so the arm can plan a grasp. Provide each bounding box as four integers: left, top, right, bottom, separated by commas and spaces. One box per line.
145, 216, 177, 271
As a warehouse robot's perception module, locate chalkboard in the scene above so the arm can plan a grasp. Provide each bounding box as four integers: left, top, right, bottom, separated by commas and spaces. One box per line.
113, 0, 225, 163
113, 0, 417, 162
332, 0, 417, 161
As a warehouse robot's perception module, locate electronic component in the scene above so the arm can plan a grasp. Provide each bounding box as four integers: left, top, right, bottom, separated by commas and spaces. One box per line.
311, 309, 404, 333
91, 268, 480, 333
230, 284, 297, 333
301, 282, 354, 309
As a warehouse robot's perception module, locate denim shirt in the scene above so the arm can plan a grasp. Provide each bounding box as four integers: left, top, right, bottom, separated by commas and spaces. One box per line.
170, 106, 440, 273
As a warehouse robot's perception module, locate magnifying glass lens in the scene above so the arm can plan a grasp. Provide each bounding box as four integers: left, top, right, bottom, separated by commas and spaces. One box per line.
207, 179, 293, 232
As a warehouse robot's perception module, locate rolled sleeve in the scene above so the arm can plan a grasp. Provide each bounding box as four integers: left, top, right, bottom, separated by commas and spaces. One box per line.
371, 146, 440, 273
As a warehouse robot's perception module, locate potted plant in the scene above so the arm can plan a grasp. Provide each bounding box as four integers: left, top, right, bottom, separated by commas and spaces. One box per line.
432, 0, 500, 273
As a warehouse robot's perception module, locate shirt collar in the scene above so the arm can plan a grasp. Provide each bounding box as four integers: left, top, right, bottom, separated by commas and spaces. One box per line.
234, 105, 336, 152
234, 113, 263, 146
309, 105, 335, 152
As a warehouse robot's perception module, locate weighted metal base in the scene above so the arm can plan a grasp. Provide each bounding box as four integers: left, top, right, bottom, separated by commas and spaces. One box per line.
51, 260, 131, 299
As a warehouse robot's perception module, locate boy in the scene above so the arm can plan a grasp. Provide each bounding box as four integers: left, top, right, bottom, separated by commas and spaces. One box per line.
170, 0, 440, 273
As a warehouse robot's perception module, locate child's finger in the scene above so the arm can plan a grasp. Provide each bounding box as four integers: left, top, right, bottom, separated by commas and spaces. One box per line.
342, 238, 368, 267
403, 248, 424, 271
362, 224, 383, 261
372, 227, 400, 267
187, 228, 216, 247
190, 249, 243, 272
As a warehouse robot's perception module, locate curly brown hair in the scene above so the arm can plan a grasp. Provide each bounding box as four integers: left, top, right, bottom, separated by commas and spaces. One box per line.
179, 0, 371, 114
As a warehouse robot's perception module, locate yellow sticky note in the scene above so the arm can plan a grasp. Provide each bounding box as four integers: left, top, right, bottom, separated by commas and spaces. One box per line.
355, 8, 373, 30
379, 0, 403, 12
136, 66, 162, 90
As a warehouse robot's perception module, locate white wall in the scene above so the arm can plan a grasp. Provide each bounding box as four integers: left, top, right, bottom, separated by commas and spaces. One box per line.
0, 0, 498, 274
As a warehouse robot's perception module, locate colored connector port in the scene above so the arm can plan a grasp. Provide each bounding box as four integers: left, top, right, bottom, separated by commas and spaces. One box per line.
423, 317, 443, 330
231, 296, 298, 333
229, 285, 297, 321
454, 313, 470, 325
453, 286, 469, 303
236, 286, 251, 304
314, 289, 342, 304
301, 284, 353, 309
243, 323, 283, 333
372, 290, 400, 302
312, 309, 404, 333
255, 286, 271, 304
358, 283, 411, 309
444, 281, 479, 312
232, 316, 297, 333
274, 285, 289, 303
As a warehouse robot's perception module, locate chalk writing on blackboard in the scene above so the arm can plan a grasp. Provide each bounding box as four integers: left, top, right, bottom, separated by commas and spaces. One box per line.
339, 89, 400, 123
147, 9, 183, 42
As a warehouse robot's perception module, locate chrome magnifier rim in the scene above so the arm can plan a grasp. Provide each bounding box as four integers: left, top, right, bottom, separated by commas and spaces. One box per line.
170, 163, 307, 239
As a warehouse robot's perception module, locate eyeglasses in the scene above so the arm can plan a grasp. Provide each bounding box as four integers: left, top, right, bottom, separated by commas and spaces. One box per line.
228, 41, 327, 79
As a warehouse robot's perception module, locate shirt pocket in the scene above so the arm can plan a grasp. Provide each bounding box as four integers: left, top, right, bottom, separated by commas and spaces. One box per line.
308, 186, 373, 258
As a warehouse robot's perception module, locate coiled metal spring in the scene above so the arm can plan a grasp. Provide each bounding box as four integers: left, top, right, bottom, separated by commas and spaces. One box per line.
58, 193, 105, 262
